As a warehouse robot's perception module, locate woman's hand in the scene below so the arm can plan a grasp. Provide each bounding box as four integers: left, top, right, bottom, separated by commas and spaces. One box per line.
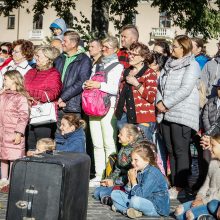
14, 133, 22, 145
58, 98, 66, 108
100, 179, 114, 187
191, 198, 203, 207
126, 75, 139, 87
84, 80, 101, 89
128, 168, 137, 186
200, 135, 211, 150
156, 101, 168, 113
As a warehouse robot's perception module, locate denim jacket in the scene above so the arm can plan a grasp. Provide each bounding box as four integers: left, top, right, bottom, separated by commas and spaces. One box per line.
55, 127, 86, 153
130, 165, 170, 216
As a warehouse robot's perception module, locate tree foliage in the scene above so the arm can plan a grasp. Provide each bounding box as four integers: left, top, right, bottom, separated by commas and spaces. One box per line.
0, 0, 219, 41
151, 0, 220, 39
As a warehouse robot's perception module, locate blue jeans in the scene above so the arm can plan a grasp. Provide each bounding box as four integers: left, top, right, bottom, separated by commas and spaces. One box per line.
117, 113, 155, 142
93, 186, 113, 200
207, 200, 220, 217
175, 201, 209, 220
111, 190, 159, 216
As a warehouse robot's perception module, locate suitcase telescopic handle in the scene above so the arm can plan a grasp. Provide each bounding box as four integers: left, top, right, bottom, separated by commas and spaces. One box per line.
15, 185, 37, 220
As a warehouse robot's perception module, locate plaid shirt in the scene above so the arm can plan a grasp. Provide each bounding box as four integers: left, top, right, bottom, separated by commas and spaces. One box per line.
117, 48, 130, 69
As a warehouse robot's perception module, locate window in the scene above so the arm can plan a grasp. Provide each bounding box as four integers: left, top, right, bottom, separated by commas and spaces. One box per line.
7, 15, 15, 29
33, 14, 43, 29
159, 12, 171, 28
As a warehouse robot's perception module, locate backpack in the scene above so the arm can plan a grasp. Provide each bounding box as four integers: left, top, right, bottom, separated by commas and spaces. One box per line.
82, 62, 119, 117
105, 153, 117, 178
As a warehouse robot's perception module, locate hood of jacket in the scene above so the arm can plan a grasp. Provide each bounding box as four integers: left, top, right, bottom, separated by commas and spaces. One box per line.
50, 18, 67, 34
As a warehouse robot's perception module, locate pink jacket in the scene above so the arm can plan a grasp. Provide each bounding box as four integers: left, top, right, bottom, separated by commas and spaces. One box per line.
0, 91, 29, 160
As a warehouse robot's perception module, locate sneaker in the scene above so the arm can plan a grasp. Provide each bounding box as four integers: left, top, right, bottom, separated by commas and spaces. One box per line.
197, 214, 216, 220
89, 177, 101, 188
101, 196, 112, 206
111, 205, 117, 212
127, 208, 143, 219
169, 187, 186, 200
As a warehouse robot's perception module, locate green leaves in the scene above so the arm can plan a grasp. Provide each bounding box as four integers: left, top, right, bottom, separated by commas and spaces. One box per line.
151, 0, 220, 39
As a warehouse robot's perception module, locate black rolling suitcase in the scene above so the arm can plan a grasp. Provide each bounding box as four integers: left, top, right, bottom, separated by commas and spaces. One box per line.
6, 152, 90, 220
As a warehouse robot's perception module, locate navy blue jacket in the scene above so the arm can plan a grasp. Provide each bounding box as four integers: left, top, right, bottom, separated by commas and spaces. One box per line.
55, 127, 86, 153
54, 53, 92, 113
130, 165, 170, 216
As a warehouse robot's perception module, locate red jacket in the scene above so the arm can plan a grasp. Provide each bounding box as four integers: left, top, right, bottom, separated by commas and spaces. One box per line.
24, 67, 62, 104
117, 68, 157, 123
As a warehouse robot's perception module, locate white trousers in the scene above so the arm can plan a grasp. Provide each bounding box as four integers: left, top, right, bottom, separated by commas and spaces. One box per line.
89, 107, 118, 178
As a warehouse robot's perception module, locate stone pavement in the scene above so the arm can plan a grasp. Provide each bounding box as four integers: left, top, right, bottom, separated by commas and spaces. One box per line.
0, 157, 198, 220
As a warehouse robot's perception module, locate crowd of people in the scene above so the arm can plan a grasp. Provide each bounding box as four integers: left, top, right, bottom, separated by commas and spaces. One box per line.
0, 17, 220, 219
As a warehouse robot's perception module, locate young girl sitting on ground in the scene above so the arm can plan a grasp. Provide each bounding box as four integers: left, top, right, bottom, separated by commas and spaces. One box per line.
55, 113, 86, 153
93, 124, 144, 203
111, 140, 170, 218
0, 70, 29, 193
174, 134, 220, 220
27, 138, 56, 156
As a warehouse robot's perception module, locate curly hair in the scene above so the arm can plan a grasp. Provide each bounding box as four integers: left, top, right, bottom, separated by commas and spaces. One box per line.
12, 39, 34, 61
130, 42, 153, 65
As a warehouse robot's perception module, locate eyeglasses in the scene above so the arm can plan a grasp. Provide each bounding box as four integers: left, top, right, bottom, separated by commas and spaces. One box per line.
171, 45, 182, 49
0, 48, 9, 54
12, 50, 21, 54
128, 51, 140, 57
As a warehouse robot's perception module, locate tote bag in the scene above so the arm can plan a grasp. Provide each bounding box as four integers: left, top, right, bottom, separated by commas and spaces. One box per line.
30, 92, 57, 125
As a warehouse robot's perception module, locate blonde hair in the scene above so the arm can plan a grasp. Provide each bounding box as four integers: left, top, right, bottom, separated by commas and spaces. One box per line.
36, 138, 56, 152
34, 45, 60, 68
122, 124, 143, 142
102, 36, 119, 50
4, 70, 30, 100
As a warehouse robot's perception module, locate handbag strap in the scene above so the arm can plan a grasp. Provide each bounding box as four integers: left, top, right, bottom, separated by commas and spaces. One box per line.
44, 92, 51, 103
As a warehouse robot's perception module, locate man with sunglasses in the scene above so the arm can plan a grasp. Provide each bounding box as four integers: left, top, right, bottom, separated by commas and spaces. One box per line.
0, 42, 12, 71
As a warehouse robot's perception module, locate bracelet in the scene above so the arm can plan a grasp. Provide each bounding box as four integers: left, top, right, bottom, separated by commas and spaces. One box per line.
135, 83, 142, 90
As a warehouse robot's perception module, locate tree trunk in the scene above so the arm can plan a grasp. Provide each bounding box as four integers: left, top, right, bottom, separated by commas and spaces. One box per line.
91, 0, 110, 39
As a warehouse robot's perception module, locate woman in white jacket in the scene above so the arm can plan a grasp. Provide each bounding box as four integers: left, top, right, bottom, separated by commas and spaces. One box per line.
84, 36, 124, 187
156, 35, 201, 199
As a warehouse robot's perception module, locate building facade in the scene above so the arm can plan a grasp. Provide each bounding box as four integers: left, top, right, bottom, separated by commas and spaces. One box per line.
0, 0, 218, 56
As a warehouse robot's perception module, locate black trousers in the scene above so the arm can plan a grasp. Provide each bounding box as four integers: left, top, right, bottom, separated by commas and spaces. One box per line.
161, 121, 192, 188
26, 123, 57, 150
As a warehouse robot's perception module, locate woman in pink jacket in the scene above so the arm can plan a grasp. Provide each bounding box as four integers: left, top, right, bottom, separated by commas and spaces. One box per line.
24, 46, 62, 150
0, 70, 29, 192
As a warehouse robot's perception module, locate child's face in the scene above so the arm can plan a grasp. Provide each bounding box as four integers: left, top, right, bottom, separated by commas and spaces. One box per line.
118, 128, 132, 145
60, 118, 75, 135
52, 28, 62, 36
3, 76, 16, 91
131, 152, 149, 171
210, 139, 220, 159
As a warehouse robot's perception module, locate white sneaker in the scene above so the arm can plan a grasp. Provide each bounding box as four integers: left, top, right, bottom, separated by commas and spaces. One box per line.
169, 187, 186, 200
89, 177, 101, 188
127, 208, 143, 218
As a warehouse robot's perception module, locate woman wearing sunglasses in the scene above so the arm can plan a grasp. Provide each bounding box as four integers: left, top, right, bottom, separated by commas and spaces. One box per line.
0, 42, 12, 71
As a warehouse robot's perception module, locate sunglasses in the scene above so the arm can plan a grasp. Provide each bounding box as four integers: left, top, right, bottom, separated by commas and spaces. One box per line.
0, 48, 8, 54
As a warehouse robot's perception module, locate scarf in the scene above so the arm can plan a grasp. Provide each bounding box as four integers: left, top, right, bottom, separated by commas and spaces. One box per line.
115, 64, 148, 123
100, 53, 118, 70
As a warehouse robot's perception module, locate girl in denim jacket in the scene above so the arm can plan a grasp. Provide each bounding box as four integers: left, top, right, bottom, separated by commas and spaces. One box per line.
111, 140, 170, 218
93, 124, 144, 204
